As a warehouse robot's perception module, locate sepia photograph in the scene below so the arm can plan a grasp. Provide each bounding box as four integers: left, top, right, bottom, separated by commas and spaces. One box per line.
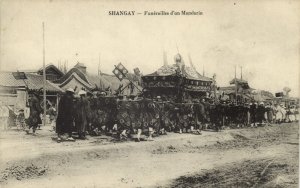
0, 0, 299, 187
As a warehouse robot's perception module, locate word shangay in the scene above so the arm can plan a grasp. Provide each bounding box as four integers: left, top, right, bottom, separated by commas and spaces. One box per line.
109, 11, 135, 16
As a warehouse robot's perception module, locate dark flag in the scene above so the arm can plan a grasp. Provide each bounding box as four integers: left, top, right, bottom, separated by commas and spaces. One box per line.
112, 63, 129, 81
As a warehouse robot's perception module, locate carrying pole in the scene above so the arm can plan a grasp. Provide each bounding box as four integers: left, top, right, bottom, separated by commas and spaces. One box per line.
42, 22, 46, 126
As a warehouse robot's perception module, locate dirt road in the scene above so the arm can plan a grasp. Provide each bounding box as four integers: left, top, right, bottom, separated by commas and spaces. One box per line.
0, 122, 298, 188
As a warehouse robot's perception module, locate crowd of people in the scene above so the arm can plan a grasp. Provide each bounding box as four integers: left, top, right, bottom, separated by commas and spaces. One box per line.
196, 100, 299, 131
2, 88, 298, 142
50, 88, 299, 142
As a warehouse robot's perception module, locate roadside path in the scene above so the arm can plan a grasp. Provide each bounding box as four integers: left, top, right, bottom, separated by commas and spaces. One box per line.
1, 123, 298, 188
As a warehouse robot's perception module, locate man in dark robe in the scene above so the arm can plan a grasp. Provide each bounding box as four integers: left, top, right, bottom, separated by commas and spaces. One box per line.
242, 103, 250, 127
192, 100, 203, 134
56, 88, 75, 141
89, 91, 100, 134
75, 90, 90, 139
200, 98, 210, 130
214, 102, 224, 131
236, 104, 244, 128
26, 91, 43, 135
156, 96, 167, 135
256, 102, 266, 125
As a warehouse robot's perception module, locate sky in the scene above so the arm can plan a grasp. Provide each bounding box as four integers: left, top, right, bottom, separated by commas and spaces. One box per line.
0, 0, 299, 96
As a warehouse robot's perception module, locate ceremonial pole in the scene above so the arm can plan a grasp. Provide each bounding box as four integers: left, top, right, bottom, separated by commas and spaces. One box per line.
42, 22, 46, 127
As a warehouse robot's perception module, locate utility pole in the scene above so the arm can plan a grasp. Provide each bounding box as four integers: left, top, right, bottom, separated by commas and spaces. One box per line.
240, 66, 243, 80
42, 22, 46, 127
235, 65, 237, 104
98, 53, 101, 76
98, 53, 102, 90
163, 50, 168, 66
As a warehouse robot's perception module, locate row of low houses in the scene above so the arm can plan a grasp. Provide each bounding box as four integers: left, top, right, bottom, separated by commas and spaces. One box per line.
0, 62, 141, 111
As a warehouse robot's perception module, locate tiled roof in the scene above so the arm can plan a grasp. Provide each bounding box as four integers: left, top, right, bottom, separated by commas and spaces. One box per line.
58, 68, 112, 90
37, 64, 64, 76
59, 72, 94, 89
0, 72, 25, 87
0, 72, 63, 92
25, 74, 63, 92
57, 67, 89, 84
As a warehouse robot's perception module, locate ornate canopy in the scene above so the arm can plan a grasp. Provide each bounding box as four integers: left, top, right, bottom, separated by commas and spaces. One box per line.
142, 54, 213, 102
142, 54, 212, 92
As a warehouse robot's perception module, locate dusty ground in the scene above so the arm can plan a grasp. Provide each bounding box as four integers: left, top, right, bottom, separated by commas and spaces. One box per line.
0, 122, 298, 188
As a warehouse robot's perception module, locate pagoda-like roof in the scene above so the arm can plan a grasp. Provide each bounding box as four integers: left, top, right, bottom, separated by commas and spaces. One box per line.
144, 64, 212, 82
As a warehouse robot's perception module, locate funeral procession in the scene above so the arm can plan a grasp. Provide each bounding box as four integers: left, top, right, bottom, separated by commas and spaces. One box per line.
0, 1, 299, 188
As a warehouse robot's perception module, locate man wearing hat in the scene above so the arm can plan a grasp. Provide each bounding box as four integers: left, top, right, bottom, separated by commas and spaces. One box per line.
56, 88, 75, 141
26, 91, 43, 135
256, 102, 266, 125
74, 90, 90, 139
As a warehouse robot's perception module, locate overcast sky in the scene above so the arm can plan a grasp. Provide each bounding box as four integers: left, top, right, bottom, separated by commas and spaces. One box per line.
0, 0, 299, 96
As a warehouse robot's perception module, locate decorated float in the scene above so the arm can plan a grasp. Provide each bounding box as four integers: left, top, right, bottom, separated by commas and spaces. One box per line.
141, 53, 213, 103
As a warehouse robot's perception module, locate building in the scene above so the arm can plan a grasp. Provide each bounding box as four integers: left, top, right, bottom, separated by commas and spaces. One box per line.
37, 64, 65, 82
0, 71, 63, 110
